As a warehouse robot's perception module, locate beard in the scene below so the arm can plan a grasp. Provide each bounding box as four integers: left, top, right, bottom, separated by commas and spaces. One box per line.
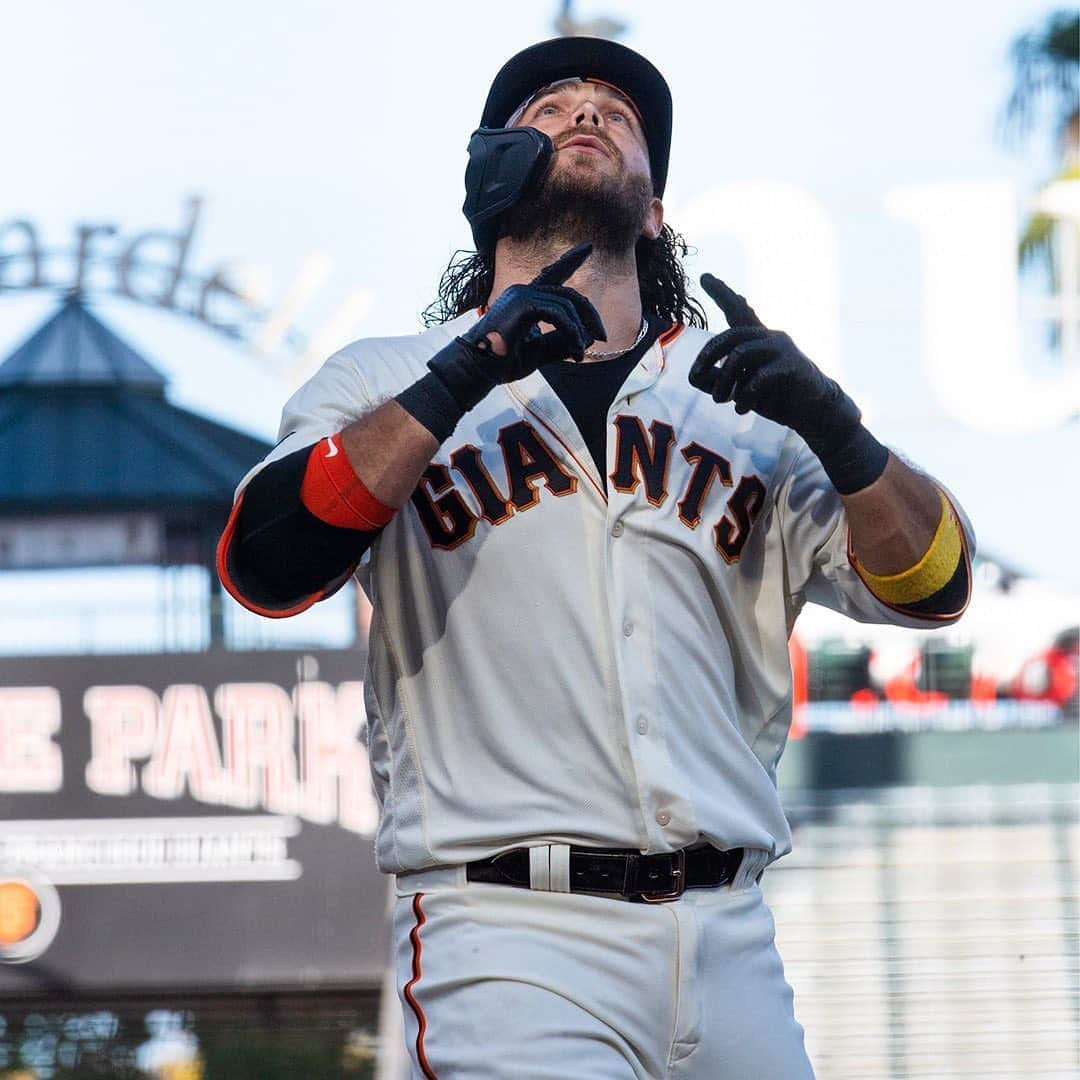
498, 154, 653, 259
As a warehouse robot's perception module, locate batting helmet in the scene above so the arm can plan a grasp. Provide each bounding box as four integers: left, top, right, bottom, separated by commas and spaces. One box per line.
463, 37, 673, 251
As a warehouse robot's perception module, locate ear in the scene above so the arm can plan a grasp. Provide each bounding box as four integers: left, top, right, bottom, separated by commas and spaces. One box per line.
641, 197, 664, 241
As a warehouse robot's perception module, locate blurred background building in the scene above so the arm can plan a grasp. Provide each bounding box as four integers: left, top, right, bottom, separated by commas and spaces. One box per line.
0, 3, 1076, 1077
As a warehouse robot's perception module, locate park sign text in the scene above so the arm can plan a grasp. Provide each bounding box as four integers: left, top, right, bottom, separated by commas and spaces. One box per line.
0, 649, 387, 989
0, 667, 376, 836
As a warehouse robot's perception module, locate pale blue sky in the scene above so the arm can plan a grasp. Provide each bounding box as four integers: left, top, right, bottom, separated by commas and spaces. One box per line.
2, 0, 1077, 586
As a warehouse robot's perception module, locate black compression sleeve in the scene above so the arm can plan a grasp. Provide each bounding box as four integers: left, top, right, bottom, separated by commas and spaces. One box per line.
233, 447, 382, 605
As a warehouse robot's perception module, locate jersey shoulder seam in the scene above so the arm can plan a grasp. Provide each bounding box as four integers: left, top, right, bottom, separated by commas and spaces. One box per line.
330, 314, 478, 401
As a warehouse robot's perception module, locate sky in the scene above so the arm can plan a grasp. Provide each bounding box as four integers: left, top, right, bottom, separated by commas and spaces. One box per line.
2, 0, 1078, 595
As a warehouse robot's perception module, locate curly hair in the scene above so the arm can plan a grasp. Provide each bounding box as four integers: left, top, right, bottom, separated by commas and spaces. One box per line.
422, 224, 709, 330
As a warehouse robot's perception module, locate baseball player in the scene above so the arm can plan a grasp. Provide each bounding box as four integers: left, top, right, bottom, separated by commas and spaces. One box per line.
219, 37, 973, 1079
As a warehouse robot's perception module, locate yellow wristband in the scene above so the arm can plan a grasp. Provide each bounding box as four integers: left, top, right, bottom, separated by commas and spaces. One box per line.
858, 491, 962, 605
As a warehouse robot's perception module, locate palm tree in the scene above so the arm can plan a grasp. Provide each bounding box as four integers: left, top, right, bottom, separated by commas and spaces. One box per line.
998, 11, 1079, 317
999, 12, 1078, 154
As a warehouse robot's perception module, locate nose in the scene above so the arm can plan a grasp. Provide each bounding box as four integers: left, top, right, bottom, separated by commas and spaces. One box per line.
573, 100, 603, 129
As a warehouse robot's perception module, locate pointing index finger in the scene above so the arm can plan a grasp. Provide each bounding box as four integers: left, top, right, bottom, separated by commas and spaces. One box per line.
700, 273, 765, 329
532, 242, 594, 287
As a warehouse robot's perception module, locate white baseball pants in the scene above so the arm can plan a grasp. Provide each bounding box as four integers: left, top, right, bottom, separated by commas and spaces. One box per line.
392, 865, 815, 1079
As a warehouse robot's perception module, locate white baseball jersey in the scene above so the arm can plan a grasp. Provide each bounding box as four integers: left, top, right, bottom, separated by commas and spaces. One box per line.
237, 309, 974, 875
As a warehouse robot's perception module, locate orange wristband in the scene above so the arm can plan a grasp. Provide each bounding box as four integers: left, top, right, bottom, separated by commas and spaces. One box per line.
300, 435, 396, 531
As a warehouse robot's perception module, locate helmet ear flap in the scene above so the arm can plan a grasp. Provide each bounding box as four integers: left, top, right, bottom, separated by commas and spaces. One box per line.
463, 127, 554, 251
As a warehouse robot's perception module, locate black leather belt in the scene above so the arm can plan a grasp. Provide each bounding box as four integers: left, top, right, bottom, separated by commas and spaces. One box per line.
466, 844, 746, 903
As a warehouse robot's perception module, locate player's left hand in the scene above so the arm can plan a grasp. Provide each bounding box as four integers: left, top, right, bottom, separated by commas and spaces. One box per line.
688, 274, 861, 448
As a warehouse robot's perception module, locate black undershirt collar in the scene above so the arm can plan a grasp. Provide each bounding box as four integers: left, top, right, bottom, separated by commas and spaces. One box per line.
538, 313, 669, 488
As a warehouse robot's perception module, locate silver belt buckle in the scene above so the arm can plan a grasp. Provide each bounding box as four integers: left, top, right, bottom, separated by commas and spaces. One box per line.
639, 849, 686, 903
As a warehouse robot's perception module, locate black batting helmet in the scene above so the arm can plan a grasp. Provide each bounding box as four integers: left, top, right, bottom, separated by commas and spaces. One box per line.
463, 37, 673, 250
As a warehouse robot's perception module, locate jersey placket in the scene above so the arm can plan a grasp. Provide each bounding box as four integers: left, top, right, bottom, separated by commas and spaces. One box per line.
506, 364, 651, 851
605, 342, 698, 852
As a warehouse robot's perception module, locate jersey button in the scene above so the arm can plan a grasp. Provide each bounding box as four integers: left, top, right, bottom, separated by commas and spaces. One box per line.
623, 621, 634, 638
637, 719, 649, 735
611, 521, 624, 537
655, 809, 671, 826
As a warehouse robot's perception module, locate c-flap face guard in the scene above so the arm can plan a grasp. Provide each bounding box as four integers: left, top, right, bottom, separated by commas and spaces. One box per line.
463, 126, 554, 251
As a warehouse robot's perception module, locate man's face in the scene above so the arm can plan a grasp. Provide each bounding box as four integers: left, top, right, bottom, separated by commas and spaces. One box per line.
498, 79, 661, 255
515, 80, 652, 190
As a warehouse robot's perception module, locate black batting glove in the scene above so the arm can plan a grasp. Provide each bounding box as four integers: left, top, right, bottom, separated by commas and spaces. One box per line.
397, 243, 606, 443
689, 273, 888, 495
462, 242, 606, 370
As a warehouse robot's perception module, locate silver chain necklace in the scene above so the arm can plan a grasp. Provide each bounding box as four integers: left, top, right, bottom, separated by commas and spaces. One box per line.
583, 317, 647, 360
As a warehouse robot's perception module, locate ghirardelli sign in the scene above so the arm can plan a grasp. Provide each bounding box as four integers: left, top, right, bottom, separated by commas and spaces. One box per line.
0, 199, 253, 337
0, 198, 370, 368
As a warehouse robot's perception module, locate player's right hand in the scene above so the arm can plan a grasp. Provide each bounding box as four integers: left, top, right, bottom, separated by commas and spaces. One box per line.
458, 242, 607, 380
403, 244, 607, 440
